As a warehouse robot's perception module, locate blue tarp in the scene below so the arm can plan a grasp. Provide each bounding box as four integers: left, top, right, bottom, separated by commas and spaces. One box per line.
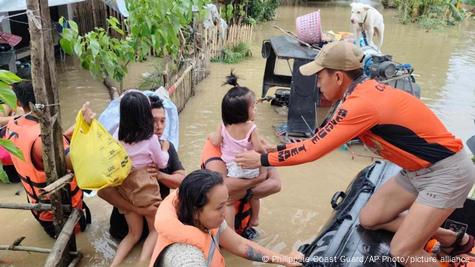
98, 88, 180, 150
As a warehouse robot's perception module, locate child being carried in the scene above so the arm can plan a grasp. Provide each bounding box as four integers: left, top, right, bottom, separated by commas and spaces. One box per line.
209, 71, 271, 228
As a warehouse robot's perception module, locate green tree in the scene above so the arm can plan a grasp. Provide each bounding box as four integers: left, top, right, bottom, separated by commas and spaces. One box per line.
396, 0, 465, 27
59, 0, 208, 94
221, 0, 280, 25
59, 17, 133, 93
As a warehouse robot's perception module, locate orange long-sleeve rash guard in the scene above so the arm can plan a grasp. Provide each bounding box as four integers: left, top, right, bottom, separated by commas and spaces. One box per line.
261, 80, 462, 171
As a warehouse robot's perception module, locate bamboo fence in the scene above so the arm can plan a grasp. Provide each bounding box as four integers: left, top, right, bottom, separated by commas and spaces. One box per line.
204, 24, 254, 59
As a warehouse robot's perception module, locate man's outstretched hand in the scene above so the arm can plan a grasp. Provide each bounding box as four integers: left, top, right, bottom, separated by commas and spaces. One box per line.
235, 150, 262, 169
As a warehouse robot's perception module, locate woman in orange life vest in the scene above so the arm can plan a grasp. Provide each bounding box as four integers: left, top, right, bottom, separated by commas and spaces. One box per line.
236, 41, 475, 266
5, 81, 90, 238
150, 169, 303, 267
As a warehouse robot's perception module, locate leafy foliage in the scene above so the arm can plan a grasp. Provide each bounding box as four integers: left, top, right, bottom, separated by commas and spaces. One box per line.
211, 42, 252, 64
0, 70, 20, 111
221, 0, 280, 25
463, 0, 475, 5
139, 59, 179, 90
126, 0, 205, 59
0, 70, 24, 182
396, 0, 466, 28
60, 17, 134, 92
247, 0, 280, 23
59, 0, 209, 93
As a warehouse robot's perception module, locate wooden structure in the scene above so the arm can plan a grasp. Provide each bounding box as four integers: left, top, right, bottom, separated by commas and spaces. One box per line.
0, 1, 81, 73
204, 23, 254, 59
0, 0, 82, 266
71, 0, 126, 34
168, 65, 193, 112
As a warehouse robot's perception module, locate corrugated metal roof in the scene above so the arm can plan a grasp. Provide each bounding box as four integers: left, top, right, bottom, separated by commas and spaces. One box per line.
0, 0, 85, 13
102, 0, 128, 17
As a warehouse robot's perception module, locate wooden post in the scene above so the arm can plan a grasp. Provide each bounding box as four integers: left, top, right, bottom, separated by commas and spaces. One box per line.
237, 25, 241, 44
0, 245, 52, 254
91, 0, 98, 29
250, 24, 253, 42
192, 8, 198, 65
67, 252, 83, 267
26, 0, 77, 266
0, 203, 72, 212
246, 25, 249, 41
45, 209, 81, 266
0, 245, 79, 256
39, 173, 74, 198
27, 0, 67, 235
120, 14, 126, 33
231, 25, 236, 46
163, 66, 169, 88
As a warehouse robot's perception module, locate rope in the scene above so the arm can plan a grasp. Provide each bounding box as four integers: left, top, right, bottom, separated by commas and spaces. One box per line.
0, 9, 56, 34
35, 103, 61, 109
0, 111, 32, 132
6, 19, 29, 25
0, 9, 57, 35
26, 9, 57, 32
0, 103, 61, 132
26, 9, 42, 30
0, 11, 30, 23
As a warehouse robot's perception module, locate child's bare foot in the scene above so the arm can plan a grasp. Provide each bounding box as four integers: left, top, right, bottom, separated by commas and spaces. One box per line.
250, 217, 259, 227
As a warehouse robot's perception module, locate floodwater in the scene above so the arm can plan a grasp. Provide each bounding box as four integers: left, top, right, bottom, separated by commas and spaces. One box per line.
1, 3, 475, 267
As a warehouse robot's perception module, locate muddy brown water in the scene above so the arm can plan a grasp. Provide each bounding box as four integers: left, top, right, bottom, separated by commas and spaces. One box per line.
1, 4, 475, 267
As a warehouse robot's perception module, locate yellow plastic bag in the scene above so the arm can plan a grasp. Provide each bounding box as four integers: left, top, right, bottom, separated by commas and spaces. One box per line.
70, 110, 131, 190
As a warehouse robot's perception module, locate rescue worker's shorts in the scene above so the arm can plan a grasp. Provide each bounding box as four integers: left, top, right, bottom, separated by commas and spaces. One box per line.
395, 150, 475, 209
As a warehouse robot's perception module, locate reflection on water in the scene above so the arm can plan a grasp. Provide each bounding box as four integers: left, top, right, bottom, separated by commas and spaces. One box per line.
427, 28, 475, 143
1, 3, 475, 267
56, 57, 110, 128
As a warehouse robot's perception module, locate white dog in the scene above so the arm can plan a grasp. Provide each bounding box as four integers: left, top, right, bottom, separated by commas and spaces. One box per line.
350, 2, 384, 48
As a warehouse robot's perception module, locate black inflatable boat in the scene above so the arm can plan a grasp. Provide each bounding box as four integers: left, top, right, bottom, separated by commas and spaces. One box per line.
299, 160, 475, 266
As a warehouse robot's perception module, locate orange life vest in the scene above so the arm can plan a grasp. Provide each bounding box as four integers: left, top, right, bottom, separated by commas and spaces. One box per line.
233, 191, 252, 236
200, 139, 252, 236
6, 116, 84, 222
150, 191, 225, 267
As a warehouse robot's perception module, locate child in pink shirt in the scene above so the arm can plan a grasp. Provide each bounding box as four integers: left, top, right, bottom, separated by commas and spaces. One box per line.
209, 72, 273, 228
111, 91, 168, 266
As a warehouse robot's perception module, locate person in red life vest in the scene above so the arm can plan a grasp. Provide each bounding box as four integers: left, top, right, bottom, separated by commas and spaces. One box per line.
5, 81, 90, 238
150, 169, 303, 267
235, 41, 475, 266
